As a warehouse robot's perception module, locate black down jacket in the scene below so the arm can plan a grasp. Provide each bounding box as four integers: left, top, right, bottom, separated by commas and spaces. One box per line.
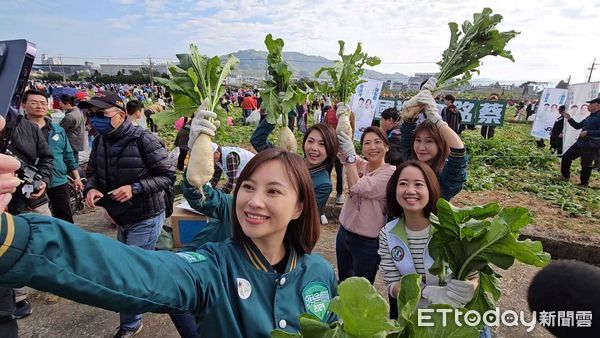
85, 120, 176, 225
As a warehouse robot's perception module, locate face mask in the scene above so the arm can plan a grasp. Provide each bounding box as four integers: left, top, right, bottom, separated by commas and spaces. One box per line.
90, 116, 114, 135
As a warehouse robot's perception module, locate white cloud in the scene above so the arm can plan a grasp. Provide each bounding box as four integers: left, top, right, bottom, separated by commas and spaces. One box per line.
3, 0, 598, 83
106, 14, 142, 29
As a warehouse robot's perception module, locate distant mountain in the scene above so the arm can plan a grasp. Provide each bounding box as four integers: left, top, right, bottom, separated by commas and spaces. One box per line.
222, 49, 410, 83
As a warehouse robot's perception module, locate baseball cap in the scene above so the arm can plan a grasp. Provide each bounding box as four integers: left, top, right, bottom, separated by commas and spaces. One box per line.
585, 98, 600, 104
78, 91, 125, 111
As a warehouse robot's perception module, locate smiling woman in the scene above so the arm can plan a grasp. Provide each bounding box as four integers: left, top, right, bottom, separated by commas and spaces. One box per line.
335, 126, 396, 284
0, 148, 338, 338
378, 160, 488, 337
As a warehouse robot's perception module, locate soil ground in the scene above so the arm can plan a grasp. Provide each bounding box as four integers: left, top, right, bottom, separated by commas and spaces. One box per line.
16, 192, 572, 338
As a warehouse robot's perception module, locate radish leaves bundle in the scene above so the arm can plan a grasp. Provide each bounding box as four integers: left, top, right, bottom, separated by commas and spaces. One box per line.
315, 41, 380, 138
156, 44, 238, 188
402, 8, 519, 120
261, 34, 306, 153
428, 199, 550, 315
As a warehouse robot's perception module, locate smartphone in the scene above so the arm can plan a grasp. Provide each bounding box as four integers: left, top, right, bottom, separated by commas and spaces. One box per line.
0, 39, 37, 120
0, 40, 36, 154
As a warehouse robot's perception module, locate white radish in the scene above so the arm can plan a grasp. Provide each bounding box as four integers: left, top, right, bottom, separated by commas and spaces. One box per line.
400, 88, 431, 121
186, 99, 215, 189
186, 133, 215, 188
336, 103, 353, 139
279, 125, 297, 153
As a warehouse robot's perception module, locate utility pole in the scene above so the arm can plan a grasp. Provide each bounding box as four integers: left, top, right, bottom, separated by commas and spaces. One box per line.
567, 75, 571, 84
587, 58, 596, 83
149, 56, 154, 86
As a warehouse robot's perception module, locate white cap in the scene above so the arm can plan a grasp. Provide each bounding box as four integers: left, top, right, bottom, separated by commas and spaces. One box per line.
212, 142, 218, 153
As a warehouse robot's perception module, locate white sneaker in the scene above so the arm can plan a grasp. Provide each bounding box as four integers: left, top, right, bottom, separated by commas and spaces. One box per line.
320, 214, 328, 225
335, 194, 345, 205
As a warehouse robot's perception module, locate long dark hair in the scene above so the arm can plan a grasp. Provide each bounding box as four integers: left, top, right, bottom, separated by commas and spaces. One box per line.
231, 148, 320, 254
303, 123, 338, 168
411, 120, 449, 172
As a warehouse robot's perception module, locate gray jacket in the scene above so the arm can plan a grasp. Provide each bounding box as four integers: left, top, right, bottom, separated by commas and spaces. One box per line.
59, 107, 85, 152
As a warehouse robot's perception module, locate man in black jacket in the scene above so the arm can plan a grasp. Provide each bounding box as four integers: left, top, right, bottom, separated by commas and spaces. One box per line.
550, 105, 566, 155
380, 107, 403, 166
6, 110, 54, 215
80, 92, 176, 337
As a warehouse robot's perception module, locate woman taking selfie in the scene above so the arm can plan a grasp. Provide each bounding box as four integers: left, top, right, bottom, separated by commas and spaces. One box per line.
0, 148, 337, 337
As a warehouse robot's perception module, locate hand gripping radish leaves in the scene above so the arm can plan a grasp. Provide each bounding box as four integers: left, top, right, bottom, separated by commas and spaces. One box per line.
156, 44, 238, 189
401, 8, 519, 121
315, 41, 380, 139
261, 34, 307, 153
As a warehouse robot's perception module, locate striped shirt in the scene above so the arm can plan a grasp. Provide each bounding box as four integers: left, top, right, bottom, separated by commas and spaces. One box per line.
378, 224, 431, 296
405, 225, 431, 283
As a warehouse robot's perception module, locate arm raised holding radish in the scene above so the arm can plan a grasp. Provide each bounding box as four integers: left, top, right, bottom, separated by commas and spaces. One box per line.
315, 41, 380, 140
401, 8, 519, 122
156, 44, 238, 191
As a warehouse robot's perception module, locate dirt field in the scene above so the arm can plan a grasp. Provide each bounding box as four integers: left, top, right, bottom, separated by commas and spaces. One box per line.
13, 199, 564, 338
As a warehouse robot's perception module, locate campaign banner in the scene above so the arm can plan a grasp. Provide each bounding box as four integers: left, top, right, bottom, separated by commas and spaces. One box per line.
531, 88, 568, 140
375, 99, 395, 119
372, 98, 506, 126
455, 100, 507, 126
350, 78, 383, 140
563, 82, 600, 153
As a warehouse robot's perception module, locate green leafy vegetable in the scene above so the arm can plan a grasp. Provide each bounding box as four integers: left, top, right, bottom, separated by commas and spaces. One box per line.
315, 41, 381, 104
429, 199, 551, 315
155, 44, 239, 118
436, 8, 519, 90
261, 34, 307, 125
401, 8, 518, 120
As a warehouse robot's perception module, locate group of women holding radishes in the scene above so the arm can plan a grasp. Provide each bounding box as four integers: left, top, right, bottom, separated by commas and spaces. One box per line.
0, 88, 483, 337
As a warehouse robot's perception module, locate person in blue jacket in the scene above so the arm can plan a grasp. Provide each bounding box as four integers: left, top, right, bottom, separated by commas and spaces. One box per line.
251, 119, 338, 219
400, 85, 468, 201
0, 148, 337, 338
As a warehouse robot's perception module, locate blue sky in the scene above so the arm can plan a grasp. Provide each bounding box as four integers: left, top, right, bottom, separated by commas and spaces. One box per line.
1, 0, 599, 84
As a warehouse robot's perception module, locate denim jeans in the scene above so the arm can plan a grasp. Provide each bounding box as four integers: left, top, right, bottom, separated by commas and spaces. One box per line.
117, 212, 165, 331
169, 312, 200, 338
336, 226, 380, 284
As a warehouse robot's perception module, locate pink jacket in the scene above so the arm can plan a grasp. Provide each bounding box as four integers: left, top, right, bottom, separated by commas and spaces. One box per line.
339, 158, 395, 238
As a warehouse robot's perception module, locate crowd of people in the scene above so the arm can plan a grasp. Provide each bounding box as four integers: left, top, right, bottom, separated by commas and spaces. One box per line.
0, 76, 598, 338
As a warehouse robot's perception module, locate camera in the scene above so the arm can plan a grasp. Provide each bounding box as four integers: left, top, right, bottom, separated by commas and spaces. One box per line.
18, 164, 44, 198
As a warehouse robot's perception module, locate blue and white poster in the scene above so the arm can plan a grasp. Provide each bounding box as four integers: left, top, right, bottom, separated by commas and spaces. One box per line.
350, 78, 383, 140
531, 88, 568, 140
563, 82, 599, 153
375, 99, 395, 119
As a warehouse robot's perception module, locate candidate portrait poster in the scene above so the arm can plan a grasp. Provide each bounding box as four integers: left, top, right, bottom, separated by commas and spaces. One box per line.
350, 78, 383, 140
531, 88, 568, 140
563, 82, 599, 153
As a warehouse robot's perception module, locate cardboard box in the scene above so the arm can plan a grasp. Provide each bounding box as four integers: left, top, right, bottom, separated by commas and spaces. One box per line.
170, 206, 209, 248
